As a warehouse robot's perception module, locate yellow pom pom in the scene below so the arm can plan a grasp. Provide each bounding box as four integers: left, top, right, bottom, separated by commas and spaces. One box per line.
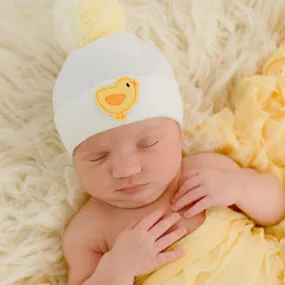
53, 0, 126, 53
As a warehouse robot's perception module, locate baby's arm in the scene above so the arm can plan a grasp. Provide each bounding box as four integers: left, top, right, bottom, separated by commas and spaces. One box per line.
235, 167, 285, 227
183, 153, 285, 227
63, 211, 133, 285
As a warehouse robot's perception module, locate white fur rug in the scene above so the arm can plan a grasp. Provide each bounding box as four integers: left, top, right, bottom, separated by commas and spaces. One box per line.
1, 1, 285, 284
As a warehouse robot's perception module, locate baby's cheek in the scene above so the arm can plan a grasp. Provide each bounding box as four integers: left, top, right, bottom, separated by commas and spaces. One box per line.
147, 155, 168, 173
82, 169, 105, 193
142, 150, 181, 179
158, 160, 180, 182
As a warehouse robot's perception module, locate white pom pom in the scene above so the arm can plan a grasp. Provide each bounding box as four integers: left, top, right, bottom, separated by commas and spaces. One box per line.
53, 0, 126, 53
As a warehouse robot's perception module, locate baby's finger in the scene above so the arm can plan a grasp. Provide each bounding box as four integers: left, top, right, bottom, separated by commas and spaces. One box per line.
155, 227, 187, 253
156, 248, 184, 267
172, 187, 205, 211
172, 175, 200, 203
184, 197, 212, 219
149, 213, 181, 240
135, 208, 166, 231
178, 169, 200, 187
124, 219, 139, 230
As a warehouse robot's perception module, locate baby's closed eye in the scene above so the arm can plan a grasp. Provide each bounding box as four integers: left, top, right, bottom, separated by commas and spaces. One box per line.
87, 152, 109, 163
137, 137, 159, 149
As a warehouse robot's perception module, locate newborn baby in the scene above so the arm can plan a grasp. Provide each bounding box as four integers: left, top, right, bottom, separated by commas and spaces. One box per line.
53, 31, 285, 285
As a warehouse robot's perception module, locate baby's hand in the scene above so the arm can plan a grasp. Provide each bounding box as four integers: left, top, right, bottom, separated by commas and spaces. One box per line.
171, 169, 242, 219
109, 209, 187, 277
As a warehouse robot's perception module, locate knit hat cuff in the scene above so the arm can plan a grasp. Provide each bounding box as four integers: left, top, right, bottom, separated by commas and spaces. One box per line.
54, 75, 183, 155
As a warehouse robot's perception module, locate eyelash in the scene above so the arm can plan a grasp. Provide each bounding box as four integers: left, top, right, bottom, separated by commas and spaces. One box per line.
138, 140, 159, 149
90, 154, 108, 163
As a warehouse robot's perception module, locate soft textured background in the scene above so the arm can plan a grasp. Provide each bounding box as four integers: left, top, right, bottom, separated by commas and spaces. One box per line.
1, 1, 285, 284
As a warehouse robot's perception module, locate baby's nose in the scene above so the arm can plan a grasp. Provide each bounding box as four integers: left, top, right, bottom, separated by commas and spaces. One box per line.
111, 154, 141, 179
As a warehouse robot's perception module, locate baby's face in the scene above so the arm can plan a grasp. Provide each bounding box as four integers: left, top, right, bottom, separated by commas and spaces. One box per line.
73, 118, 183, 208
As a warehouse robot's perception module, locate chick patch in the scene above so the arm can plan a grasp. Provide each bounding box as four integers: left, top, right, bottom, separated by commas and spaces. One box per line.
95, 76, 139, 121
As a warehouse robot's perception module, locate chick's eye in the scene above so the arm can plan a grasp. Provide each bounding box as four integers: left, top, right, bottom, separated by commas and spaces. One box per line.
126, 83, 130, 87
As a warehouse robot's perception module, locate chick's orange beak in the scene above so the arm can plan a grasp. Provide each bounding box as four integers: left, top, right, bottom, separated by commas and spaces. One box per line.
133, 80, 139, 87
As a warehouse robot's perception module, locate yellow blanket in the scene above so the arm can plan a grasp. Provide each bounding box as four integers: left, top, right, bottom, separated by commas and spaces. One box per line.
196, 39, 285, 241
135, 208, 284, 285
200, 40, 285, 188
135, 41, 285, 284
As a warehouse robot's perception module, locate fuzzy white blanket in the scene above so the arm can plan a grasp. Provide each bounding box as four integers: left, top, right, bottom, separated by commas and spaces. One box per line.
1, 1, 285, 284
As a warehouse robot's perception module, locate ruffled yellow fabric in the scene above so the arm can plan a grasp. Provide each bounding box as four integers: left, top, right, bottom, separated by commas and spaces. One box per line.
135, 207, 284, 285
199, 40, 285, 185
193, 40, 285, 241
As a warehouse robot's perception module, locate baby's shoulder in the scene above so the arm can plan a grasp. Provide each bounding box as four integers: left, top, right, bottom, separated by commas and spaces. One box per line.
183, 152, 239, 170
63, 198, 107, 253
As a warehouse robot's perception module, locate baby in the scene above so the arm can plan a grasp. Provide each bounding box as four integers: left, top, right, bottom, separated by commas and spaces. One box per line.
53, 31, 285, 285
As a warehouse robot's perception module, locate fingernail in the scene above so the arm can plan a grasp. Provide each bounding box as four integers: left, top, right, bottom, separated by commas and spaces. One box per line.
180, 227, 187, 234
184, 213, 190, 219
173, 212, 181, 219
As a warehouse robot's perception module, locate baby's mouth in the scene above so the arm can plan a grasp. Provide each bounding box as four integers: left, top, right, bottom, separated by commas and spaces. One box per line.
118, 183, 149, 194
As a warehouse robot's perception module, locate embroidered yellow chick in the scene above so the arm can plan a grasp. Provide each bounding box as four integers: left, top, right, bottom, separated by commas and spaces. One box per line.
95, 76, 139, 121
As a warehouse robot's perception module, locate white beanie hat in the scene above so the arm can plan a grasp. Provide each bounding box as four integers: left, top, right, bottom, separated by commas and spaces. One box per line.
53, 0, 183, 155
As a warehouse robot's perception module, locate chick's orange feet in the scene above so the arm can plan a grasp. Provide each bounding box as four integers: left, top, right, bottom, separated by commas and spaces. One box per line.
114, 112, 126, 121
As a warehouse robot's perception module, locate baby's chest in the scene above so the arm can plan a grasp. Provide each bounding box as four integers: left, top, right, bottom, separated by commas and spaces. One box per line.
104, 205, 205, 251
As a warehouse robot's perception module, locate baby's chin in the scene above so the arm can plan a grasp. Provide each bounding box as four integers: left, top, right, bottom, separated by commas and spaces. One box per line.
103, 184, 167, 209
